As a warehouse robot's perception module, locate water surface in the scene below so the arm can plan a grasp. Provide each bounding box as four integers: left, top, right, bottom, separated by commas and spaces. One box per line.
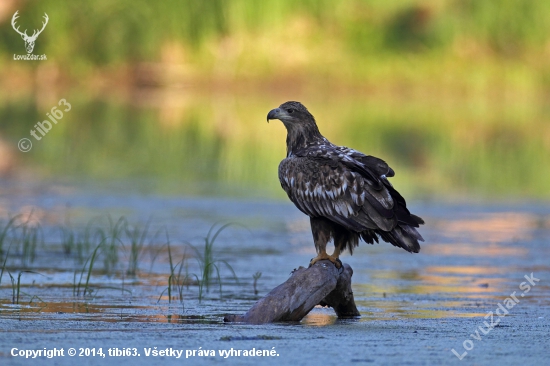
0, 93, 549, 365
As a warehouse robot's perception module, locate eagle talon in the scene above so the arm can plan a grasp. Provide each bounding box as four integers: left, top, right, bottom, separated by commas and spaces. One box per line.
309, 253, 342, 269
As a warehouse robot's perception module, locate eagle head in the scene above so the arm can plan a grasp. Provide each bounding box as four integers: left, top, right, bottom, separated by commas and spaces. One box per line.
267, 101, 315, 126
267, 101, 323, 152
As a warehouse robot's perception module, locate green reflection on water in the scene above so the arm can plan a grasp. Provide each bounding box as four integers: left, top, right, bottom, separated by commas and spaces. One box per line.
1, 93, 549, 199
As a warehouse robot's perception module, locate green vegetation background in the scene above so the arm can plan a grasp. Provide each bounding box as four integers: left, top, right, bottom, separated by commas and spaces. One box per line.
2, 1, 550, 87
0, 0, 549, 200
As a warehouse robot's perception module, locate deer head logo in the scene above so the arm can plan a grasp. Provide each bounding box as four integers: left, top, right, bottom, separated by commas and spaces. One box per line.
11, 11, 49, 54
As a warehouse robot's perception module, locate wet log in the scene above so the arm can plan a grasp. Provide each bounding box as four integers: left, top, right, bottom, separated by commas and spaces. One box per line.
224, 260, 360, 324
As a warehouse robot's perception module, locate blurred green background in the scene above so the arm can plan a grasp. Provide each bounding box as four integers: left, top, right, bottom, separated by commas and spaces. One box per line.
0, 0, 549, 200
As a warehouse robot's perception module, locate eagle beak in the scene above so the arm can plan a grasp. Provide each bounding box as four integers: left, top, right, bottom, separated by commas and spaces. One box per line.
267, 108, 282, 123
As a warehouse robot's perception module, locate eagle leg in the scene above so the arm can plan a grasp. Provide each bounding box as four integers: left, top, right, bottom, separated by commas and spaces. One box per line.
309, 217, 342, 269
330, 245, 343, 270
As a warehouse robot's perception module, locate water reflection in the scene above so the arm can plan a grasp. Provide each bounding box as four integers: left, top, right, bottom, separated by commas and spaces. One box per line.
0, 299, 219, 324
302, 309, 338, 326
426, 244, 528, 257
1, 93, 550, 199
437, 212, 537, 243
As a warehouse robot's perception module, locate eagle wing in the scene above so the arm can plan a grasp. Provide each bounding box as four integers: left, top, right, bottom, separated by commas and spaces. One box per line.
278, 147, 423, 252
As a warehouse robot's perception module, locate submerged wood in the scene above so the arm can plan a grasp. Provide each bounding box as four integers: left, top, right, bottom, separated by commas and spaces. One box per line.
224, 260, 359, 324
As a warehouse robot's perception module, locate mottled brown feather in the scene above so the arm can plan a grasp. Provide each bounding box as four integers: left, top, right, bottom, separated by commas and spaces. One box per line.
270, 101, 424, 255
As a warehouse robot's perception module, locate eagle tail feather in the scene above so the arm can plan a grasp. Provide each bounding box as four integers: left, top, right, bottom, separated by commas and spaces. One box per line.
410, 214, 425, 225
377, 224, 422, 253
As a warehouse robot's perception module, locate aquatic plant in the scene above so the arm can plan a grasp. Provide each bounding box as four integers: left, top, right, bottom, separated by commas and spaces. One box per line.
157, 223, 242, 303
101, 215, 127, 275
188, 223, 239, 301
2, 213, 243, 304
0, 245, 11, 286
19, 223, 42, 267
0, 216, 18, 256
8, 270, 44, 305
74, 241, 104, 297
60, 226, 76, 255
159, 240, 191, 305
124, 218, 151, 276
253, 271, 262, 296
0, 214, 42, 267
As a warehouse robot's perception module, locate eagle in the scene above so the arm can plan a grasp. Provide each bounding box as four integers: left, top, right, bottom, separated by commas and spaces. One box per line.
267, 101, 424, 268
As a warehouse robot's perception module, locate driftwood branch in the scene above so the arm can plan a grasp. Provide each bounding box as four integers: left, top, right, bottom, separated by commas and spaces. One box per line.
224, 260, 359, 324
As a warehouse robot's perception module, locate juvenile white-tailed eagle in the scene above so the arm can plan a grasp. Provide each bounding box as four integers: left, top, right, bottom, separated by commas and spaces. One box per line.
267, 101, 424, 268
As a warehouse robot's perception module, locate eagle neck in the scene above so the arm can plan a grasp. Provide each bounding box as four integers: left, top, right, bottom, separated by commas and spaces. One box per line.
285, 121, 323, 157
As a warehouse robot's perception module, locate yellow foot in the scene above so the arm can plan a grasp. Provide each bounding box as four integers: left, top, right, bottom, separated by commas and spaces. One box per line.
309, 253, 342, 269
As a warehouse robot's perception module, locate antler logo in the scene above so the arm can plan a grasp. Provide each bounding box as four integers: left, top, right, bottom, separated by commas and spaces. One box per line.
11, 10, 49, 54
